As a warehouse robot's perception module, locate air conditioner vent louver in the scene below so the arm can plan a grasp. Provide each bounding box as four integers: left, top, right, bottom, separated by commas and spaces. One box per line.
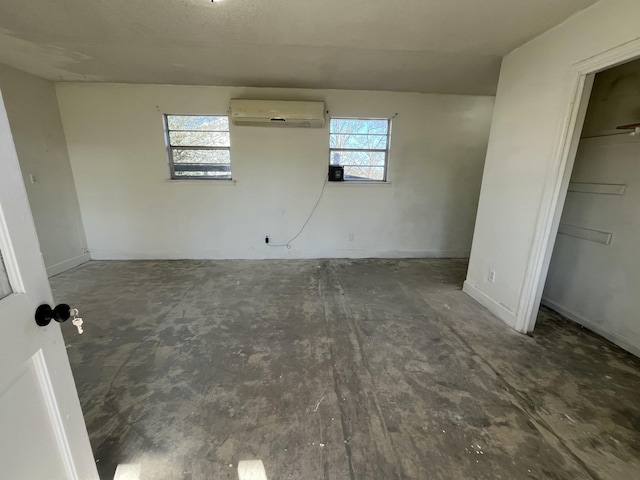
230, 99, 325, 128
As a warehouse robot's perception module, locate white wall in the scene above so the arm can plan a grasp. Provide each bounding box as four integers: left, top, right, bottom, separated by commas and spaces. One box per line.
543, 60, 640, 356
0, 63, 89, 276
464, 0, 640, 330
55, 83, 494, 260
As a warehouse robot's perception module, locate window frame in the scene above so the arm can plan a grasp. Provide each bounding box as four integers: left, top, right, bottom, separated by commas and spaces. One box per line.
163, 114, 232, 181
328, 117, 392, 183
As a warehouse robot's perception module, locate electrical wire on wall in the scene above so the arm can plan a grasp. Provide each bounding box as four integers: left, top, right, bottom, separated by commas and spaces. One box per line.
267, 173, 329, 249
268, 111, 398, 249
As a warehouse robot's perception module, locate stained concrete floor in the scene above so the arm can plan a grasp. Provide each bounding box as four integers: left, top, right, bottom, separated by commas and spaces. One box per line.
50, 259, 640, 480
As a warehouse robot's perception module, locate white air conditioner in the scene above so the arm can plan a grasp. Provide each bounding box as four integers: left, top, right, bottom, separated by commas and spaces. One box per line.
229, 99, 325, 128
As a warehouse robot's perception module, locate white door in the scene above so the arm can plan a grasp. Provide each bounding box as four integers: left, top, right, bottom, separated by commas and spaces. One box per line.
0, 91, 97, 479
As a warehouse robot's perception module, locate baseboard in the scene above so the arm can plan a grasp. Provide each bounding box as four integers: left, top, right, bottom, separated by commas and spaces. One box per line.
46, 253, 91, 278
541, 297, 640, 358
88, 249, 471, 260
463, 280, 518, 330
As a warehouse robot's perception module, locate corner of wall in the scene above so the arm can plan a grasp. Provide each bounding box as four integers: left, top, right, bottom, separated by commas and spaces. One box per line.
542, 296, 640, 358
0, 63, 89, 277
46, 253, 90, 278
462, 280, 519, 331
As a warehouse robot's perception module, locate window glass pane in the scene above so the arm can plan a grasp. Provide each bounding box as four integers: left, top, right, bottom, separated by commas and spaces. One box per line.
167, 115, 229, 131
331, 150, 386, 167
166, 115, 232, 180
330, 118, 388, 135
330, 134, 387, 150
169, 131, 230, 147
174, 166, 231, 179
343, 166, 386, 181
172, 149, 231, 164
174, 165, 231, 173
329, 118, 390, 182
0, 251, 12, 300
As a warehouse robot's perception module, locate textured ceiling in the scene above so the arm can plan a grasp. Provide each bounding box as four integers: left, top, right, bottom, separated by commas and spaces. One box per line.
0, 0, 598, 95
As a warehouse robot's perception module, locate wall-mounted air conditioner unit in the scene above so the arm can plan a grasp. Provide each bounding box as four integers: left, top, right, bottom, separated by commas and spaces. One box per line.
229, 99, 325, 128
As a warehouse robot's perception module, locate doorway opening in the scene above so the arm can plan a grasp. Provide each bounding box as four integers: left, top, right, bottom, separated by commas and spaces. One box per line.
536, 57, 640, 357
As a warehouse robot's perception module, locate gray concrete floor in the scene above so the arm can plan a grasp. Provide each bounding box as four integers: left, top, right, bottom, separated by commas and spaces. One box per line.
50, 259, 640, 480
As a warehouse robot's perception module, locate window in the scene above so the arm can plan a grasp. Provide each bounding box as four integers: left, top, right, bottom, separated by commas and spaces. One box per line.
329, 118, 391, 181
165, 115, 231, 179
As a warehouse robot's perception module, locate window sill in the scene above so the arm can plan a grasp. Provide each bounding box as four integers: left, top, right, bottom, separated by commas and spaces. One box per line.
325, 180, 392, 186
164, 179, 237, 186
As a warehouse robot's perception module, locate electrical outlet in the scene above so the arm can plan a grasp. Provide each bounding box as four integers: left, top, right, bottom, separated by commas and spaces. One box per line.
488, 270, 496, 283
348, 232, 354, 242
265, 235, 269, 244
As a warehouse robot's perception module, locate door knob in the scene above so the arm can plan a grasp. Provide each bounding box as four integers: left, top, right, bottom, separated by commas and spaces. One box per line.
35, 303, 76, 327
